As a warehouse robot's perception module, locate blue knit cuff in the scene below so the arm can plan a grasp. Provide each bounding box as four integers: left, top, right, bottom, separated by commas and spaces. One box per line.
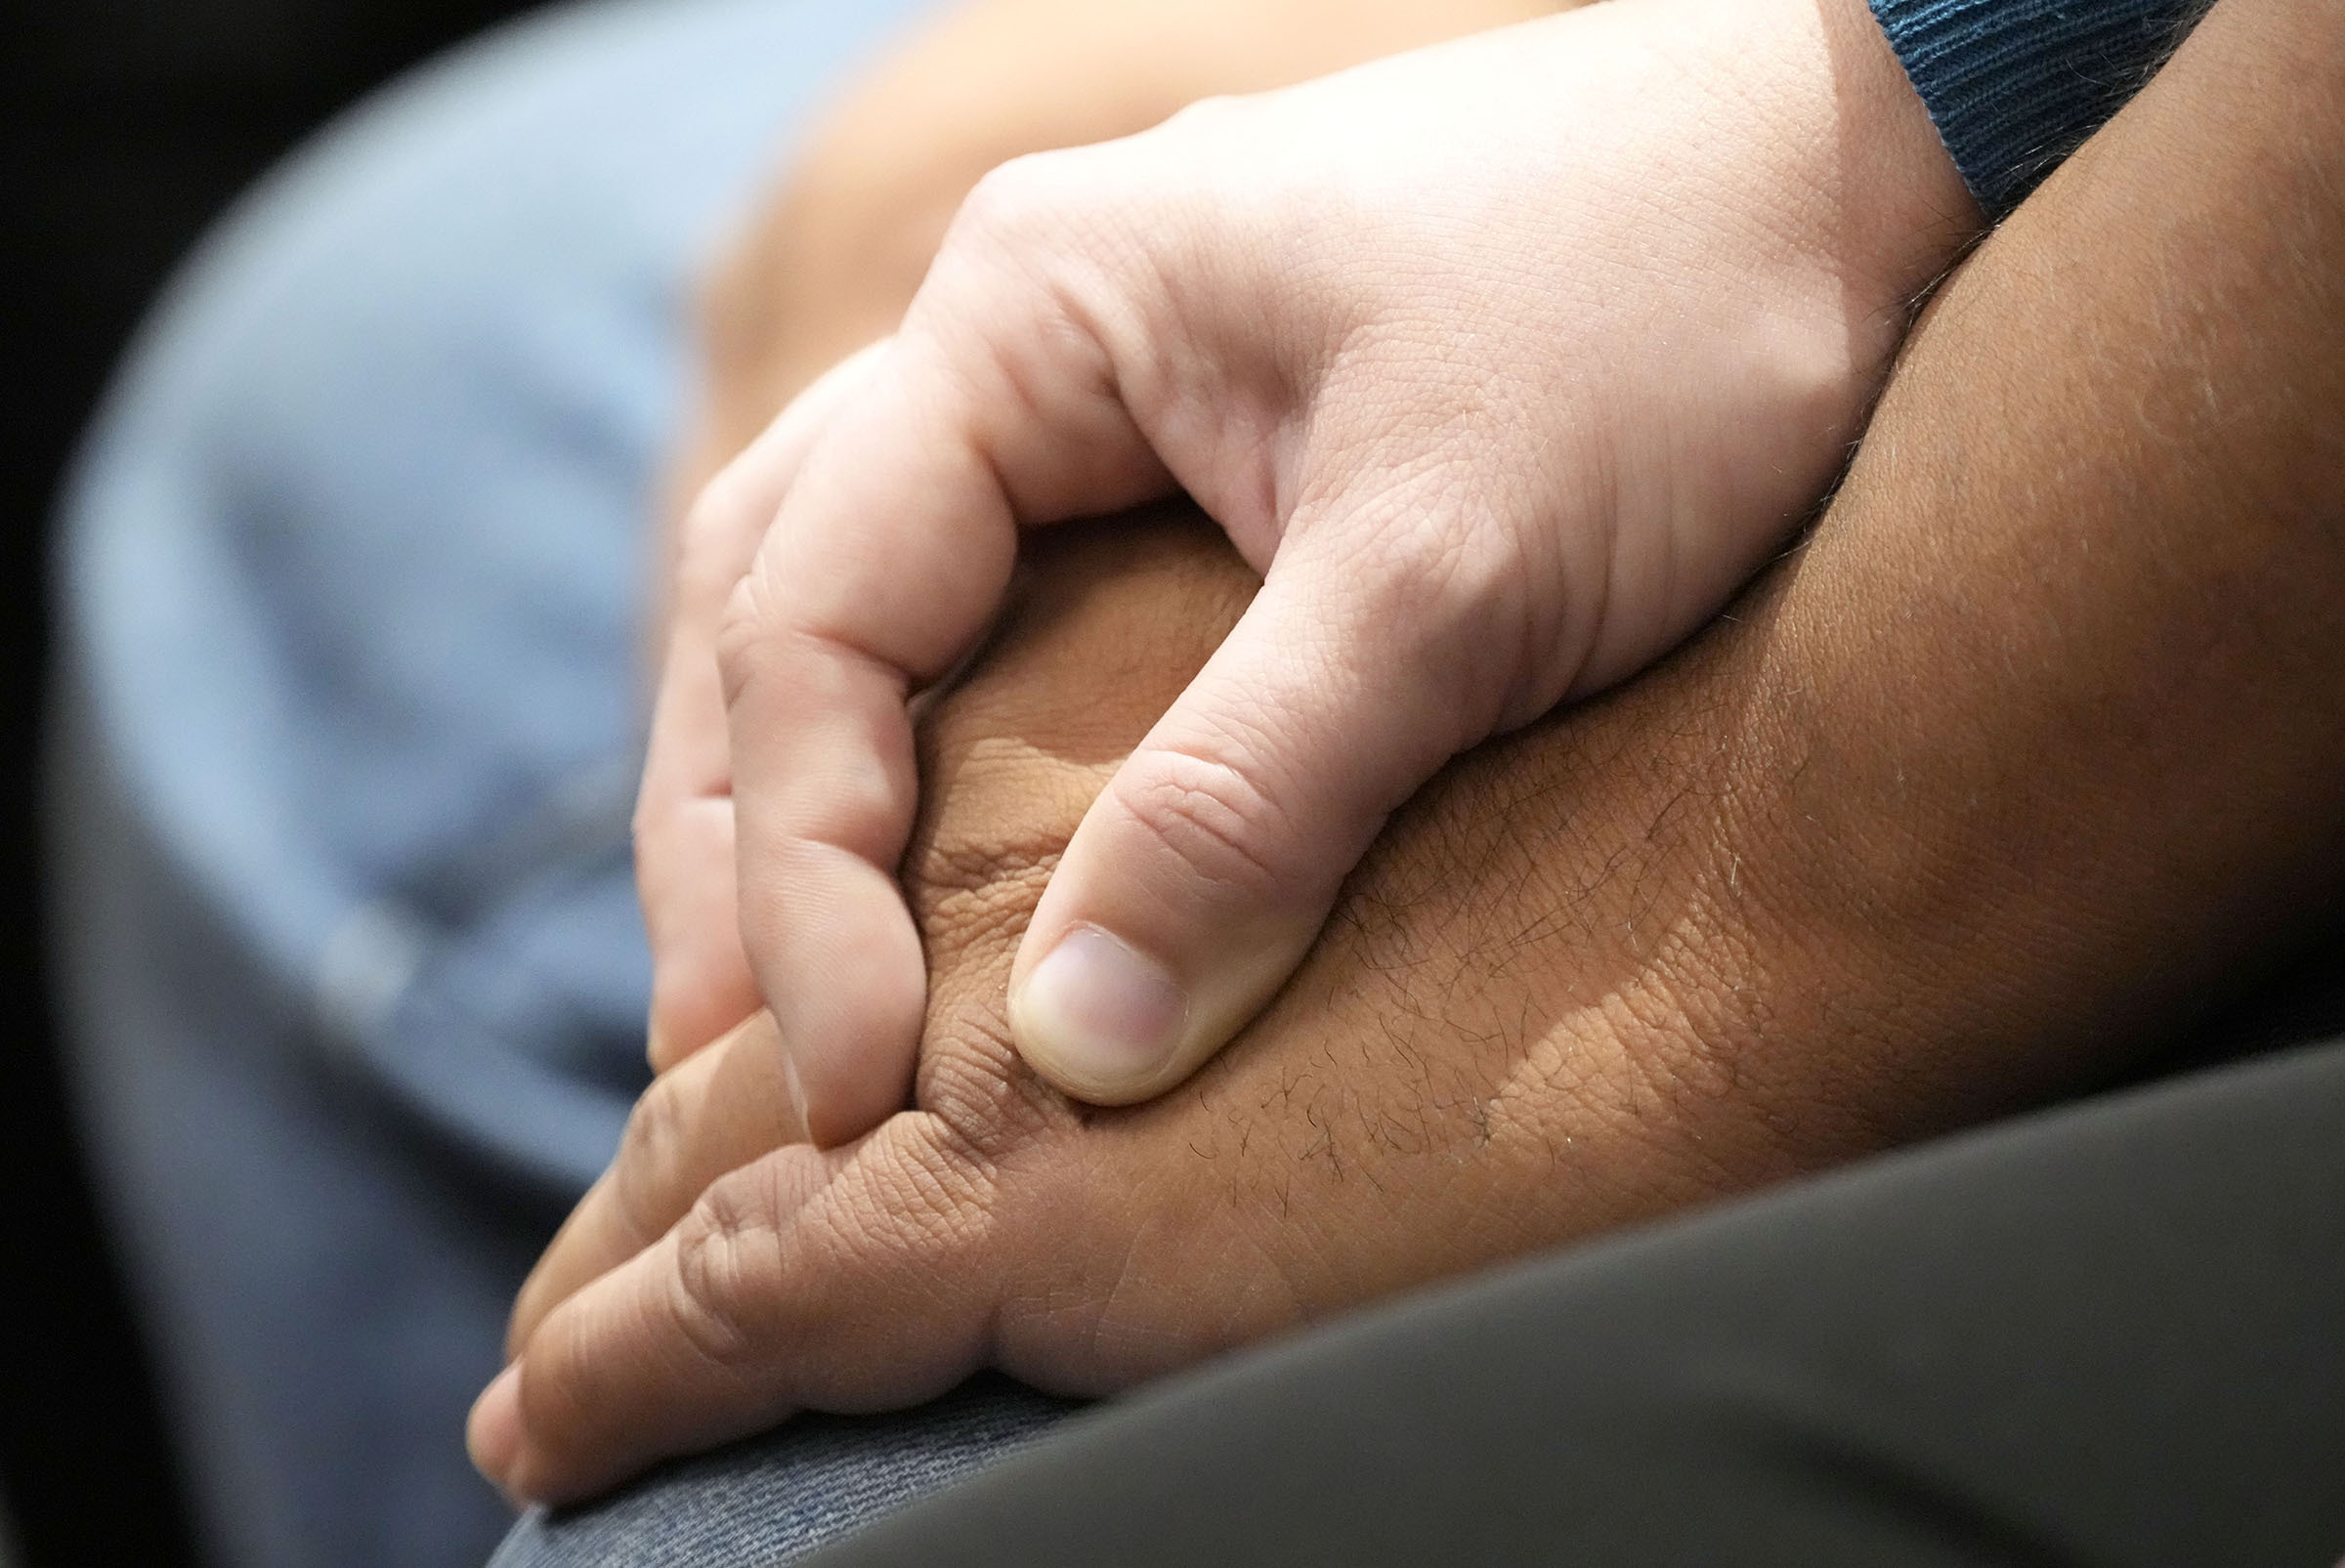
1868, 0, 2201, 218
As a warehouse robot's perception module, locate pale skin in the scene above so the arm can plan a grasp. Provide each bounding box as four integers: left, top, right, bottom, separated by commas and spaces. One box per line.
640, 0, 1588, 1077
475, 0, 2345, 1503
639, 0, 1983, 1145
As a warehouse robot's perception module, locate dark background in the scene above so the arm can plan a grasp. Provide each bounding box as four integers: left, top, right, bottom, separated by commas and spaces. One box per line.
1, 3, 537, 1559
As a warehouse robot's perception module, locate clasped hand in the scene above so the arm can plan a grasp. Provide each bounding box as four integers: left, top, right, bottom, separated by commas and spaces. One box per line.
473, 0, 1983, 1506
644, 0, 1972, 1133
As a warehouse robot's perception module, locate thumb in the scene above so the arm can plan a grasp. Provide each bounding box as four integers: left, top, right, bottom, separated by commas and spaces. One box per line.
1007, 563, 1490, 1104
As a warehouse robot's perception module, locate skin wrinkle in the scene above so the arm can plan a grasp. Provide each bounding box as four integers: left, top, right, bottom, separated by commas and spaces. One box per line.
1119, 750, 1306, 910
928, 191, 1170, 527
859, 1129, 1000, 1259
666, 1186, 786, 1378
909, 1010, 1035, 1134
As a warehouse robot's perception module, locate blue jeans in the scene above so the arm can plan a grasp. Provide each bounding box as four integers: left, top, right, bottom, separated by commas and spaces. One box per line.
49, 3, 1070, 1564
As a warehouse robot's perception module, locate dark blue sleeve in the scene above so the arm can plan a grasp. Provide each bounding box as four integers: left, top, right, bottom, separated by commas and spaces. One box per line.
1868, 0, 2204, 217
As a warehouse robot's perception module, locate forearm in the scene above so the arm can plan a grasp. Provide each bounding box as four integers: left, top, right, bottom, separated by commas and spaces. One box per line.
1587, 0, 2345, 1143
481, 0, 2345, 1500
874, 0, 2345, 1315
1199, 0, 2345, 1239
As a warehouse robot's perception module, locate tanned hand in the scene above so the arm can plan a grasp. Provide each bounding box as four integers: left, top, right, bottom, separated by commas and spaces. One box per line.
479, 0, 2345, 1497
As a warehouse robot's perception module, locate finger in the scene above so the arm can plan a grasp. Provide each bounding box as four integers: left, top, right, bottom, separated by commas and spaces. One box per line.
638, 345, 890, 1069
472, 1118, 1002, 1505
1008, 553, 1500, 1104
716, 202, 1175, 1144
505, 1012, 804, 1359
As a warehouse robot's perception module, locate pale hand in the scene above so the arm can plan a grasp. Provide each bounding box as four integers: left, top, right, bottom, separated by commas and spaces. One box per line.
635, 0, 1586, 1089
700, 0, 1976, 1146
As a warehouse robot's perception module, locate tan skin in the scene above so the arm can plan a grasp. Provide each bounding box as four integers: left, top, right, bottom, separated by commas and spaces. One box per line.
643, 0, 1589, 1073
473, 0, 2345, 1503
689, 0, 1975, 1130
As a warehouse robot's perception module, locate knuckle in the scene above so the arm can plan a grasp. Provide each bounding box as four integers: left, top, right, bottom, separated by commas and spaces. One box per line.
1161, 90, 1240, 131
842, 1118, 999, 1256
610, 1077, 692, 1250
665, 473, 764, 637
1116, 749, 1298, 907
904, 830, 1057, 949
917, 1003, 1068, 1154
895, 852, 1077, 1146
947, 153, 1066, 255
1152, 91, 1256, 152
677, 471, 755, 588
712, 568, 783, 707
665, 1165, 785, 1372
626, 788, 667, 864
937, 150, 1134, 316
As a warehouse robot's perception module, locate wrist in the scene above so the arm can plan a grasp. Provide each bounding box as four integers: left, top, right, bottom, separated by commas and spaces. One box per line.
1692, 0, 2345, 1130
1693, 0, 1983, 321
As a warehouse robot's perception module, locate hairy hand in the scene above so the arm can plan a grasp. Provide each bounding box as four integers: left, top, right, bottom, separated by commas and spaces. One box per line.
489, 505, 1864, 1504
478, 0, 2345, 1501
689, 0, 1979, 1148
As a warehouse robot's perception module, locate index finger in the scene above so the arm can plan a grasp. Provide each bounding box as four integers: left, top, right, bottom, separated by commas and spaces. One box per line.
712, 211, 1172, 1145
505, 1011, 805, 1359
638, 343, 890, 1069
472, 1113, 1005, 1505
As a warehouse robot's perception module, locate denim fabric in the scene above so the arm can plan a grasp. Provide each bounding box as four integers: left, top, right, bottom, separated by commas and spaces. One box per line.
1867, 0, 2200, 216
51, 1, 949, 1564
490, 1376, 1080, 1568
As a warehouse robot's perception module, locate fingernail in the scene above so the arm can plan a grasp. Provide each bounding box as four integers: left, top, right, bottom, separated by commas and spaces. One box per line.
467, 1363, 524, 1491
1011, 924, 1189, 1096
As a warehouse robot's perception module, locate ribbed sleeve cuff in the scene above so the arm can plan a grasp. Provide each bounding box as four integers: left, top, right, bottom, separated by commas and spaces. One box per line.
1868, 0, 2200, 217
